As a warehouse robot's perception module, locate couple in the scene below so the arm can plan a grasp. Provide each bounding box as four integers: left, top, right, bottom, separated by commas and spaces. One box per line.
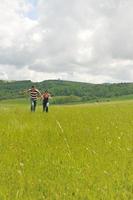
28, 85, 50, 112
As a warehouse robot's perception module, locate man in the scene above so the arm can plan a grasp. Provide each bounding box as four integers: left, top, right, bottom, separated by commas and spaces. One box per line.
28, 86, 41, 112
42, 90, 51, 112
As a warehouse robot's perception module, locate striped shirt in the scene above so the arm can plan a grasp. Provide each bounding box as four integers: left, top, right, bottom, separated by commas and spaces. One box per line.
28, 89, 41, 100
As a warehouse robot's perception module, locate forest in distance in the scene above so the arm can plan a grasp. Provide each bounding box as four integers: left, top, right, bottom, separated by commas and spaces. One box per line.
0, 79, 133, 104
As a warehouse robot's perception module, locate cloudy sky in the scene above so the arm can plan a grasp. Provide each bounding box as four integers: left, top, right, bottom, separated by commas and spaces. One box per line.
0, 0, 133, 83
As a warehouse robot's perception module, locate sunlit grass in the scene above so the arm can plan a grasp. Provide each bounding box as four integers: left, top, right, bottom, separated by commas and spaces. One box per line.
0, 101, 132, 199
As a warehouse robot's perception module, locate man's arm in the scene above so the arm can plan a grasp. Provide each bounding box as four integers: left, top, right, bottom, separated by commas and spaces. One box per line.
20, 89, 30, 94
37, 89, 42, 97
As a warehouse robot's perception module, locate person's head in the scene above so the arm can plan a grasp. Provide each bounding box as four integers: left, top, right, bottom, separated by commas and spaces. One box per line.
31, 85, 35, 90
45, 90, 48, 93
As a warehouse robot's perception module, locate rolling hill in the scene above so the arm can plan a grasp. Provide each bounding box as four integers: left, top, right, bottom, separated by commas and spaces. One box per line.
0, 80, 133, 104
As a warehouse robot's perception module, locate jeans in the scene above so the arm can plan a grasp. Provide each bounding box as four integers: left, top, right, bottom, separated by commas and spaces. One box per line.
43, 100, 49, 112
31, 99, 37, 112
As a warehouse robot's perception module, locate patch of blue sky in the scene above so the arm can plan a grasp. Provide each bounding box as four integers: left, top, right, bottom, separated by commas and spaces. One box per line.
25, 0, 38, 20
28, 0, 38, 6
26, 8, 38, 20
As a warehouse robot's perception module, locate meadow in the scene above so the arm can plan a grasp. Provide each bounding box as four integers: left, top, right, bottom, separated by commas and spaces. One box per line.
0, 100, 132, 200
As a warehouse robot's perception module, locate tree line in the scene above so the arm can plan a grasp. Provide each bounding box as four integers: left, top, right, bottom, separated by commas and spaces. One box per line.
0, 80, 133, 104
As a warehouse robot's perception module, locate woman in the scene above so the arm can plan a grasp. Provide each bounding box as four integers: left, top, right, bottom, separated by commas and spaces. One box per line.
42, 90, 51, 112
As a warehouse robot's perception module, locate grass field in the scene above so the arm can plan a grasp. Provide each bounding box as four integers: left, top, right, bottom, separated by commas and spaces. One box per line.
0, 100, 132, 200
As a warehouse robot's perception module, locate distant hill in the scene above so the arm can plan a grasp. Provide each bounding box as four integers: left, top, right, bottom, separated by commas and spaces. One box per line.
0, 79, 133, 104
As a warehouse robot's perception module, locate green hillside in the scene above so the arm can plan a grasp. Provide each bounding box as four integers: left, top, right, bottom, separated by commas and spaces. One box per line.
0, 80, 133, 104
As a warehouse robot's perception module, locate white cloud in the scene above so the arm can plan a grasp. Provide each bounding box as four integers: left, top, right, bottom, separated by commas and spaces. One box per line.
0, 0, 133, 83
0, 71, 8, 80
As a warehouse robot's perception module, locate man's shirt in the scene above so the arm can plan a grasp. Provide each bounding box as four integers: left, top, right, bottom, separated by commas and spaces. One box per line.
28, 89, 40, 100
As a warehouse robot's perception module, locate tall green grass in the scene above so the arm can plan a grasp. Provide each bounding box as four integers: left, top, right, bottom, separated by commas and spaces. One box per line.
0, 101, 132, 200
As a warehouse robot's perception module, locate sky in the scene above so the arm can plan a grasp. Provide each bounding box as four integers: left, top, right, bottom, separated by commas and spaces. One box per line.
0, 0, 133, 83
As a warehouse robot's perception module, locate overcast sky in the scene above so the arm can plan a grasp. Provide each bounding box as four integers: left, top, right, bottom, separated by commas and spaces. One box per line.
0, 0, 133, 83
